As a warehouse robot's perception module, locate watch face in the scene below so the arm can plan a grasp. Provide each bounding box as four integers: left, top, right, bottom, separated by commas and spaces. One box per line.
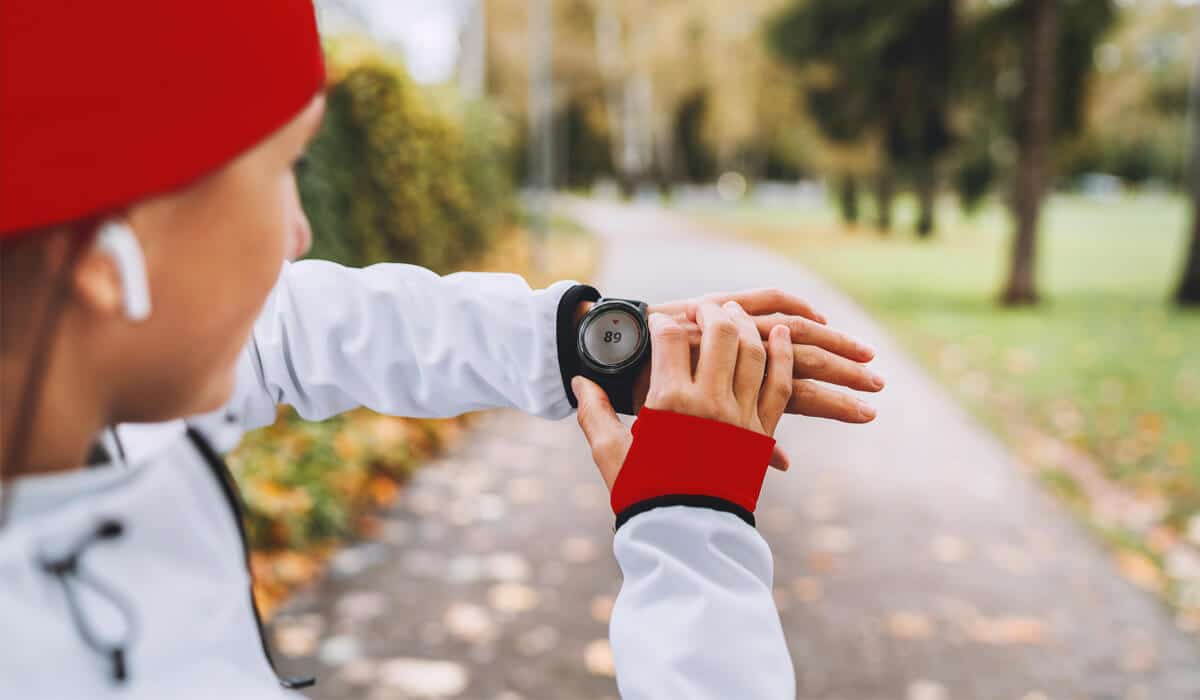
581, 307, 644, 368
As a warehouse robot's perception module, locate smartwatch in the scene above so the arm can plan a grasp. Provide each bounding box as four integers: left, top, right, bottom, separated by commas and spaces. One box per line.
558, 286, 650, 415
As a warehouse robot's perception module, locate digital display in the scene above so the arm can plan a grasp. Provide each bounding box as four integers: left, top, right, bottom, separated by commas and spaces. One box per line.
582, 308, 643, 367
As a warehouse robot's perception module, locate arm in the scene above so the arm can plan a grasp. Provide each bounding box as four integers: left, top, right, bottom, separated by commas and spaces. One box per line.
572, 302, 802, 699
607, 409, 795, 699
216, 259, 581, 433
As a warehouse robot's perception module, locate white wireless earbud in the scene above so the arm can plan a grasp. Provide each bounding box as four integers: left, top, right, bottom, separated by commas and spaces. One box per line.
95, 220, 151, 322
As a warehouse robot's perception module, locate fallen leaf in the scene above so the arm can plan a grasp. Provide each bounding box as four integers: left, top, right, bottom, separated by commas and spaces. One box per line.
590, 595, 615, 623
966, 616, 1048, 646
1115, 550, 1166, 594
488, 583, 540, 613
584, 639, 615, 677
792, 576, 823, 603
888, 611, 935, 640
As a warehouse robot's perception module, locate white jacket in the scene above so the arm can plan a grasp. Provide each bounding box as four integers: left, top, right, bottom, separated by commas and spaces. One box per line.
0, 260, 794, 699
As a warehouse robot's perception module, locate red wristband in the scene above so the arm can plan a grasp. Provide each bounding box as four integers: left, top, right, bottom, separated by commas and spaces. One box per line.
610, 407, 775, 522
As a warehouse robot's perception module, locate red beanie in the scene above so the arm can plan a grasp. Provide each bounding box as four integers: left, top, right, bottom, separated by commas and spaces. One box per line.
0, 1, 326, 239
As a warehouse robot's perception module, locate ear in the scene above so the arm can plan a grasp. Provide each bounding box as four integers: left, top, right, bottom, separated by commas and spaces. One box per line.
71, 237, 125, 318
72, 220, 151, 321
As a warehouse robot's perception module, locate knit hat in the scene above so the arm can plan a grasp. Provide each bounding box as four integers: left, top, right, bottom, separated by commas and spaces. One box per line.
0, 0, 326, 238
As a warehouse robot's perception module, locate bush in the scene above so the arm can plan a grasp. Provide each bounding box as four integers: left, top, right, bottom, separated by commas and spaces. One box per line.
297, 42, 515, 272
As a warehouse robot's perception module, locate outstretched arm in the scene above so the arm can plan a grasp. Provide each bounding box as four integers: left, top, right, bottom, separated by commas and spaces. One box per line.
193, 260, 880, 459
214, 259, 580, 433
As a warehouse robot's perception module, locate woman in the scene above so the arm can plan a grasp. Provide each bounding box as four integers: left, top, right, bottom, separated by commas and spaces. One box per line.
0, 1, 883, 697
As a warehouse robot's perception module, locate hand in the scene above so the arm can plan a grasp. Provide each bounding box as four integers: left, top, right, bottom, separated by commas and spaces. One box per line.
573, 301, 794, 491
649, 288, 882, 470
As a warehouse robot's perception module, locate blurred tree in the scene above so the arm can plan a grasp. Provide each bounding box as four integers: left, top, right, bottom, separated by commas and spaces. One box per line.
959, 0, 1117, 304
561, 97, 613, 189
673, 91, 718, 182
1003, 0, 1060, 305
1176, 54, 1200, 306
768, 0, 955, 234
1061, 2, 1195, 187
839, 175, 861, 225
486, 0, 807, 193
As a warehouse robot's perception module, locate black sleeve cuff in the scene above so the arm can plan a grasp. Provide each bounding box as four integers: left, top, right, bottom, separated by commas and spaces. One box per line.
614, 495, 756, 531
555, 283, 601, 408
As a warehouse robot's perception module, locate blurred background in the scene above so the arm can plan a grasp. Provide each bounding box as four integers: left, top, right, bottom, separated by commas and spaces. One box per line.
235, 1, 1200, 698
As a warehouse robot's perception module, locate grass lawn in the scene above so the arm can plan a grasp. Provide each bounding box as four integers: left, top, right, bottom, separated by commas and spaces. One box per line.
682, 193, 1199, 536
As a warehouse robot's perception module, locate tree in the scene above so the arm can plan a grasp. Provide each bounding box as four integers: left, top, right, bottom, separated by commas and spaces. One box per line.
1002, 0, 1059, 305
960, 0, 1117, 305
1176, 53, 1200, 306
769, 0, 956, 234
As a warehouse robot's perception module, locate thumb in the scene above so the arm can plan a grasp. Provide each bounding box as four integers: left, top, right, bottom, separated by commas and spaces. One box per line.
573, 376, 631, 491
769, 444, 791, 472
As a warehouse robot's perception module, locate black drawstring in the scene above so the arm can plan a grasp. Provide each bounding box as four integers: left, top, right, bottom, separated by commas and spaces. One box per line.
39, 518, 137, 684
186, 427, 316, 690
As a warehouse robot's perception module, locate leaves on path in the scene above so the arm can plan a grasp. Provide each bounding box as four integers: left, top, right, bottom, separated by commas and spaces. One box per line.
888, 611, 935, 640
1116, 550, 1167, 594
583, 639, 615, 677
487, 583, 540, 613
590, 595, 615, 623
376, 657, 470, 697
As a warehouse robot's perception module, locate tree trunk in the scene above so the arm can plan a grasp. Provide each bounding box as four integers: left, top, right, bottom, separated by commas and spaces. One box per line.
1002, 0, 1058, 306
1179, 203, 1200, 305
1175, 53, 1200, 305
915, 163, 937, 238
875, 169, 894, 233
839, 175, 860, 226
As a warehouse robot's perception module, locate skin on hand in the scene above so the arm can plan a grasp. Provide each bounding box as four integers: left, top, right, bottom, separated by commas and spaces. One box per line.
573, 301, 793, 492
578, 287, 885, 470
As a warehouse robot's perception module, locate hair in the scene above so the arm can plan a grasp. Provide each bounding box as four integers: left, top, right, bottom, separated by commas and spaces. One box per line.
1, 230, 52, 353
0, 221, 98, 524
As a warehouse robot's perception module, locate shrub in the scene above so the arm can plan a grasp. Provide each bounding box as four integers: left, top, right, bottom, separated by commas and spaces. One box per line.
297, 41, 516, 272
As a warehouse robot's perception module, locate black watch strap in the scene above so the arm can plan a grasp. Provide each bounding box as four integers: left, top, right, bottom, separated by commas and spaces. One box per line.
556, 284, 601, 409
556, 285, 648, 415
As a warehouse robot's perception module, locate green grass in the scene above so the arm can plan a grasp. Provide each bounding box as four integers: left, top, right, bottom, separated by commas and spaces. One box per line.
683, 192, 1200, 526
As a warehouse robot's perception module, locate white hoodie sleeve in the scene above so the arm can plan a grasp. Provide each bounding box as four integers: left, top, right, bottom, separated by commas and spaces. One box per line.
198, 259, 578, 439
609, 507, 795, 699
602, 408, 795, 699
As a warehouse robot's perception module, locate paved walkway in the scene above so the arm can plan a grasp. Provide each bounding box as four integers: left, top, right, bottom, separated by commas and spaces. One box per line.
275, 201, 1200, 699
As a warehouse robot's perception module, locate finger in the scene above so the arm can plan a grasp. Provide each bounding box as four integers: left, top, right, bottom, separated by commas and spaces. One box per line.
769, 444, 791, 472
694, 301, 740, 396
758, 325, 795, 434
786, 379, 878, 423
648, 313, 692, 390
753, 314, 875, 363
573, 376, 632, 490
727, 301, 768, 418
710, 288, 827, 325
652, 288, 826, 327
793, 346, 886, 393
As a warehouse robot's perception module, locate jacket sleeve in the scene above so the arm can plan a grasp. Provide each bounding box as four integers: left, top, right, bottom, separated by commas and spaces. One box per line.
204, 259, 580, 437
606, 408, 795, 699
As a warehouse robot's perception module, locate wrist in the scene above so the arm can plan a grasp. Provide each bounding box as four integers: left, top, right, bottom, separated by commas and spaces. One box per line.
574, 300, 594, 330
610, 408, 775, 530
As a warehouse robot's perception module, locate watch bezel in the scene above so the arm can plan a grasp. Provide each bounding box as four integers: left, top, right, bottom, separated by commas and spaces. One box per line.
577, 299, 649, 375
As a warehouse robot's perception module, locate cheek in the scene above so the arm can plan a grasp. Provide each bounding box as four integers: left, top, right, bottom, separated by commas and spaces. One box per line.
144, 176, 291, 414
218, 175, 292, 352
